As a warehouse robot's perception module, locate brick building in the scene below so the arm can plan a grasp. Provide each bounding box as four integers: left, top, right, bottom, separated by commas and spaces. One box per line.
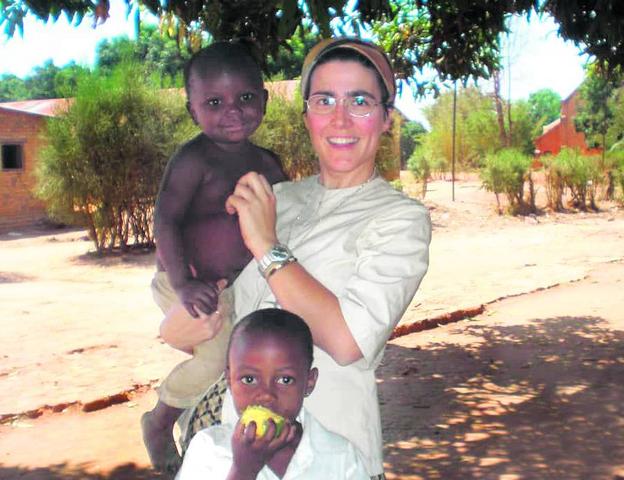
534, 89, 602, 158
0, 98, 71, 231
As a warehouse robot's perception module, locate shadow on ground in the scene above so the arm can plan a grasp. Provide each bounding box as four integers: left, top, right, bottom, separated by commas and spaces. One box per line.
379, 316, 624, 480
0, 463, 169, 480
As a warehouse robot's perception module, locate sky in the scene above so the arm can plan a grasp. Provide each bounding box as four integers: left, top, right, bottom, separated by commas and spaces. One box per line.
1, 1, 590, 123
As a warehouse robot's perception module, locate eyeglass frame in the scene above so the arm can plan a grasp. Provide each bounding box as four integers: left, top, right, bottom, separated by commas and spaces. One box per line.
304, 93, 390, 118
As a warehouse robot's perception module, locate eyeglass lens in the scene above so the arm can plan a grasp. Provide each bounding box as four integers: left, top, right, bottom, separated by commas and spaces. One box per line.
307, 94, 379, 117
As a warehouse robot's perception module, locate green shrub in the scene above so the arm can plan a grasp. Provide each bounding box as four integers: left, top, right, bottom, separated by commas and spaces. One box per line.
610, 149, 624, 204
375, 112, 402, 180
480, 148, 532, 214
389, 179, 403, 191
36, 62, 194, 253
252, 88, 317, 180
407, 146, 432, 198
541, 154, 565, 211
555, 147, 601, 210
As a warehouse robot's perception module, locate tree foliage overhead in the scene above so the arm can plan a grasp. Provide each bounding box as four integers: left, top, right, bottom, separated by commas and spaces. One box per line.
576, 63, 623, 150
528, 88, 562, 127
3, 0, 624, 96
95, 23, 190, 86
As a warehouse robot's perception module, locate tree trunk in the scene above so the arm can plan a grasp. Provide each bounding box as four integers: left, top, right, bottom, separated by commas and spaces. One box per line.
603, 133, 615, 200
493, 71, 509, 147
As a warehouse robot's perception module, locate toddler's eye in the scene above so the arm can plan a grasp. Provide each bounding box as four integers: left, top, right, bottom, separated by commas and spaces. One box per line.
240, 92, 255, 102
206, 98, 221, 107
277, 376, 295, 385
240, 375, 256, 385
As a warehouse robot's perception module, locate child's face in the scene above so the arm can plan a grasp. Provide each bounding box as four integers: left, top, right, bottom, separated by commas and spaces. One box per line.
227, 332, 317, 422
187, 68, 267, 150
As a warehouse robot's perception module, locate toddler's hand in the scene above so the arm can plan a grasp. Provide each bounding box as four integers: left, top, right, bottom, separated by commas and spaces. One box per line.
177, 279, 220, 318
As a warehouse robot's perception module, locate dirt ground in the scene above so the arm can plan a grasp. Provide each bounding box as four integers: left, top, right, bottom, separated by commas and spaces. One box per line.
1, 175, 623, 479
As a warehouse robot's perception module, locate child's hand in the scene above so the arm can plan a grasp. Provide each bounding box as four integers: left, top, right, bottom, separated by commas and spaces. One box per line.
229, 418, 300, 478
177, 279, 220, 318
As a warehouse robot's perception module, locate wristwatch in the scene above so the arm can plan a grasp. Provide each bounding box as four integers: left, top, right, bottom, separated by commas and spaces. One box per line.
257, 243, 297, 278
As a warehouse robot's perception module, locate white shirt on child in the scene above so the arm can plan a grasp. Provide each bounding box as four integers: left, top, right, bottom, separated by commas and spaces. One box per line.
176, 407, 369, 479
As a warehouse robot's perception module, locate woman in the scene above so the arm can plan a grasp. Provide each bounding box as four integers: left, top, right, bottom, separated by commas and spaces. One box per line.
162, 37, 431, 478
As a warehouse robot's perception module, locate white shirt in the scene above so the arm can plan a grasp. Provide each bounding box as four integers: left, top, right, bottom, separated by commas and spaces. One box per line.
231, 175, 431, 475
176, 408, 369, 479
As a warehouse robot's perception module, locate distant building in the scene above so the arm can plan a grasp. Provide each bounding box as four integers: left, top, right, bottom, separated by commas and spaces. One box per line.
0, 98, 71, 231
534, 89, 602, 158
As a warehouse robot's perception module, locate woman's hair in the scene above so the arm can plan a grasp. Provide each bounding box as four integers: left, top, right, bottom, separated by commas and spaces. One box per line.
183, 41, 263, 98
304, 47, 391, 107
228, 308, 314, 368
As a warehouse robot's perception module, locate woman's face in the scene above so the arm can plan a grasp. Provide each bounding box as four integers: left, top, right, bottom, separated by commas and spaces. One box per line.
303, 59, 392, 188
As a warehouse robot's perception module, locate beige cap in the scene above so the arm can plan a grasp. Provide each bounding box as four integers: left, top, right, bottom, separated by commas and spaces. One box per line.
301, 37, 396, 104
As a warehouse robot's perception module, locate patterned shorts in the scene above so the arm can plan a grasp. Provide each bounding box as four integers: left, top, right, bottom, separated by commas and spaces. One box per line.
180, 372, 228, 454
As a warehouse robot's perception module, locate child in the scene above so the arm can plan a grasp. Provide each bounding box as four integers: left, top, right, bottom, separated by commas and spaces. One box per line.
176, 308, 369, 479
142, 41, 286, 471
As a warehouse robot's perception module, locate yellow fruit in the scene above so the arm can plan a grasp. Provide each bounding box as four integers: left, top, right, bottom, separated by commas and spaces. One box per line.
240, 405, 285, 438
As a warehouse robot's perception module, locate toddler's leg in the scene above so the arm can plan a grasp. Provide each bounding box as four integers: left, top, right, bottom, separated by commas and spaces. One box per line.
141, 402, 183, 473
158, 316, 233, 408
158, 284, 234, 408
143, 271, 184, 471
151, 271, 178, 316
142, 285, 234, 471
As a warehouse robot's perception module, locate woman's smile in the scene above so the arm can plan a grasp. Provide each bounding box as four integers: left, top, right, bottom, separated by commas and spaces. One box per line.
327, 136, 358, 146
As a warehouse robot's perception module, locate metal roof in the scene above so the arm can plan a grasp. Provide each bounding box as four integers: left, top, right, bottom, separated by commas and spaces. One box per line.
0, 98, 72, 117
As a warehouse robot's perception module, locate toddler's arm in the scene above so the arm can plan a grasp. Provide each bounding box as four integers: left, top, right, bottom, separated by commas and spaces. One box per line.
155, 152, 219, 316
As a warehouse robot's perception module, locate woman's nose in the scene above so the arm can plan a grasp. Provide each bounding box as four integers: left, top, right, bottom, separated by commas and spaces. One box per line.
330, 100, 352, 127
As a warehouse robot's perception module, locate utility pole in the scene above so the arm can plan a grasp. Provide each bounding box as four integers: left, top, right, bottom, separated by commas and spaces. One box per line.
452, 81, 457, 201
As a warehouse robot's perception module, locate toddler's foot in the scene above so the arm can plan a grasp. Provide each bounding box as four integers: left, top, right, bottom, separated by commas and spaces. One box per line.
141, 411, 182, 473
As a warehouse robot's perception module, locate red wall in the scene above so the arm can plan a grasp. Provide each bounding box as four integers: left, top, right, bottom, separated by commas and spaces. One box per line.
535, 90, 602, 157
0, 109, 47, 231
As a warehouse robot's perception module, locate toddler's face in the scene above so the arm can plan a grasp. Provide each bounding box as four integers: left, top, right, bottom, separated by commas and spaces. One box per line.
187, 68, 266, 149
227, 332, 317, 422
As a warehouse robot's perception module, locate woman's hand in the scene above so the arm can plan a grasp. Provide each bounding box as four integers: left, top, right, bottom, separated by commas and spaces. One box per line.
160, 279, 228, 354
225, 172, 278, 259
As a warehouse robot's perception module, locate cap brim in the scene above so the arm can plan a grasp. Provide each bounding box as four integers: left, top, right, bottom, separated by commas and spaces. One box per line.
301, 38, 396, 104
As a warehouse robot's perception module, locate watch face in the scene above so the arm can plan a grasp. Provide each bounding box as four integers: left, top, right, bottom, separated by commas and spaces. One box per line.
271, 245, 291, 261
258, 243, 295, 278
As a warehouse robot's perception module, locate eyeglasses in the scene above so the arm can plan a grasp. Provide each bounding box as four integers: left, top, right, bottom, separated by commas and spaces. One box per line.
305, 94, 385, 118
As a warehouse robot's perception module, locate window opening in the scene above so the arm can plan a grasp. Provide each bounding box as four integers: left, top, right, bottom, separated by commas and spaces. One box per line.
1, 144, 24, 170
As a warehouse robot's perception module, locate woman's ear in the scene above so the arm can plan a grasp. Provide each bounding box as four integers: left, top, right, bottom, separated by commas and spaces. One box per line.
382, 106, 394, 133
304, 367, 319, 397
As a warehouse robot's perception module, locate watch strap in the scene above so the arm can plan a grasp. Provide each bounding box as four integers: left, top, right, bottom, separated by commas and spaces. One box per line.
258, 243, 297, 278
263, 255, 297, 278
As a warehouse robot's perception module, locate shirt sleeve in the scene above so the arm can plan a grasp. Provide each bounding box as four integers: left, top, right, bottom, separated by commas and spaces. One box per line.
339, 202, 431, 368
345, 441, 373, 479
176, 428, 233, 480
